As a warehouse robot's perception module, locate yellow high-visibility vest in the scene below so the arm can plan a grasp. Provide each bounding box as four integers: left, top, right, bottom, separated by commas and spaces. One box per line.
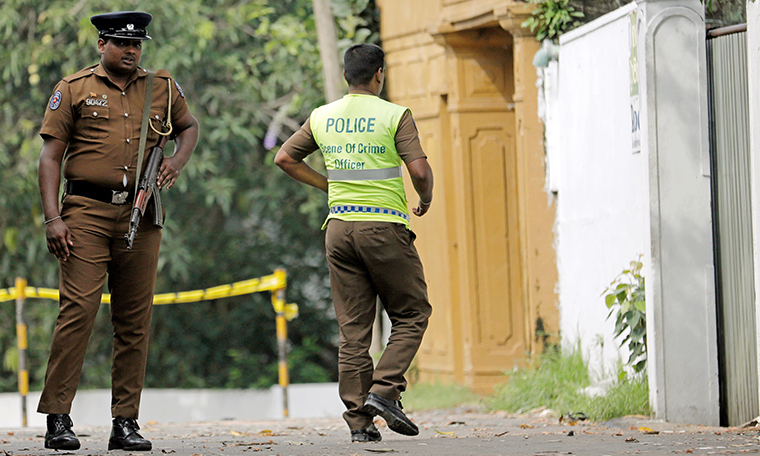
311, 94, 411, 227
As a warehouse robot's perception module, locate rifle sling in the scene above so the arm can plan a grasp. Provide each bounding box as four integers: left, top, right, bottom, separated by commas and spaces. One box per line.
134, 70, 155, 203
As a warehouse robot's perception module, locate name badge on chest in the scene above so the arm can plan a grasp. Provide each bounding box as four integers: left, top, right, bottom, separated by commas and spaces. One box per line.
85, 97, 108, 107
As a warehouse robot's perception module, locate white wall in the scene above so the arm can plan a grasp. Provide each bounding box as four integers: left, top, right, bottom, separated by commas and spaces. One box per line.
0, 383, 344, 429
549, 3, 649, 378
549, 0, 719, 425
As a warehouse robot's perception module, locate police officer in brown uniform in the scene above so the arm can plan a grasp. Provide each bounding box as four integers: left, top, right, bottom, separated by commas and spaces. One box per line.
37, 11, 199, 451
275, 43, 434, 442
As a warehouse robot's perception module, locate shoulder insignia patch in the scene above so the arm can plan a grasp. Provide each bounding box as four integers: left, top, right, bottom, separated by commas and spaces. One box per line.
174, 80, 185, 98
49, 90, 62, 110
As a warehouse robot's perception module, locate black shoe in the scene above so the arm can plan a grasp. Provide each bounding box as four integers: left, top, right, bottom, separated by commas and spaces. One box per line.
351, 423, 382, 442
108, 416, 152, 451
363, 392, 419, 436
45, 414, 81, 450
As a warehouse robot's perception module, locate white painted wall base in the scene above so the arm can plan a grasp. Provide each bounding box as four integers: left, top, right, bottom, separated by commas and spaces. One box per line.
0, 383, 344, 429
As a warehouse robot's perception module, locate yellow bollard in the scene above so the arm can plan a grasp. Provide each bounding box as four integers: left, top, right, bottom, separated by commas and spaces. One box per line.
271, 269, 289, 418
276, 314, 289, 385
15, 277, 28, 427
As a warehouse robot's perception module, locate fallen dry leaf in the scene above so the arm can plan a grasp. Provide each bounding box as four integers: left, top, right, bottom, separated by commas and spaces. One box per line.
229, 440, 275, 446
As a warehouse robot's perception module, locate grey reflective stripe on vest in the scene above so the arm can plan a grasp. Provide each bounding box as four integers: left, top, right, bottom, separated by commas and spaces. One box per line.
327, 166, 402, 181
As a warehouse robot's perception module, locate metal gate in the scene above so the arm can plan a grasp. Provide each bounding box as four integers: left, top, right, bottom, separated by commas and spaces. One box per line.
706, 24, 758, 427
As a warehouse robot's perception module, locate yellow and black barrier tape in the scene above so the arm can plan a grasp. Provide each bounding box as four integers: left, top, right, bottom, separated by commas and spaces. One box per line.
0, 270, 296, 318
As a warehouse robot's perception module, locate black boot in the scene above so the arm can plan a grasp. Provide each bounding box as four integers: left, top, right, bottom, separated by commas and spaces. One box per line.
364, 392, 419, 436
108, 416, 152, 451
351, 423, 382, 442
44, 414, 81, 450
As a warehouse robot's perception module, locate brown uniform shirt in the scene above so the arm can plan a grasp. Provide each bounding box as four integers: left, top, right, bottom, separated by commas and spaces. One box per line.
282, 106, 426, 164
40, 63, 189, 190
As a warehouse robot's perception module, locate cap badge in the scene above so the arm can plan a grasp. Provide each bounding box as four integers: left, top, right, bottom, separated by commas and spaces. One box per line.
127, 24, 134, 30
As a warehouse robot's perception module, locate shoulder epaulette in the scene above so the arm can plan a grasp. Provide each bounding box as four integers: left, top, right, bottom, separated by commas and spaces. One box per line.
62, 65, 98, 83
154, 69, 172, 79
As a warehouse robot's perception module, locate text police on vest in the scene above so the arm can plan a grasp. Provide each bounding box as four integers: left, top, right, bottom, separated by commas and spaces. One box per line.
325, 117, 376, 133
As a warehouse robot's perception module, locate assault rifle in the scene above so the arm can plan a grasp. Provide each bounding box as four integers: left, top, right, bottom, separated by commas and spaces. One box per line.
125, 135, 168, 250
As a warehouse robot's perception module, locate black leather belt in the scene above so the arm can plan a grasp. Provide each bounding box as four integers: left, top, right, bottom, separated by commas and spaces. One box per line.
65, 181, 133, 205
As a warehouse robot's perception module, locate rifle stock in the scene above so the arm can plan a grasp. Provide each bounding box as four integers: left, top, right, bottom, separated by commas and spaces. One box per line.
125, 135, 168, 250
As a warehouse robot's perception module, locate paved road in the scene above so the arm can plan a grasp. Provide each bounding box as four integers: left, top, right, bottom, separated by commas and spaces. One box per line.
3, 407, 760, 455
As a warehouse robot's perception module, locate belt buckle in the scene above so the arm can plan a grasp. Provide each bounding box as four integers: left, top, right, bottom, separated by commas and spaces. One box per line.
111, 191, 129, 205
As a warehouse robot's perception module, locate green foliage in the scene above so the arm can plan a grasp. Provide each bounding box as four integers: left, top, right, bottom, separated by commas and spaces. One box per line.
488, 346, 590, 414
0, 0, 379, 392
487, 346, 651, 422
603, 258, 647, 373
522, 0, 584, 42
586, 371, 651, 421
402, 382, 481, 412
702, 0, 750, 13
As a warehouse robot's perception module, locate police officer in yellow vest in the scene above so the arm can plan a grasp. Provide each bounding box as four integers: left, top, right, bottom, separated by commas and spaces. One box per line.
276, 43, 434, 442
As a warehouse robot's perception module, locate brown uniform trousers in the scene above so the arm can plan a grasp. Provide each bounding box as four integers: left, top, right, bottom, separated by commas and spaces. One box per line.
37, 194, 161, 419
325, 219, 432, 431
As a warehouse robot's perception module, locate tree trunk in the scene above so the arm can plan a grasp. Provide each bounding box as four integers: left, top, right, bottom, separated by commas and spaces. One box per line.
312, 0, 344, 102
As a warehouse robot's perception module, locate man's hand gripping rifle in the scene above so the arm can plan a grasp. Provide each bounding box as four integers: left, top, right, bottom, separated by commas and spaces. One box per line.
125, 135, 168, 250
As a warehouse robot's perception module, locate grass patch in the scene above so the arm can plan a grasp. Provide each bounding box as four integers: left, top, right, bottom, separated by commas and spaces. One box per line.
402, 381, 482, 412
584, 373, 650, 421
486, 346, 652, 422
488, 347, 590, 414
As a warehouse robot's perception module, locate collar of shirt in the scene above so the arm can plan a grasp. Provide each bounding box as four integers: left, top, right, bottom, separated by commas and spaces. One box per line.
92, 63, 148, 88
347, 88, 376, 96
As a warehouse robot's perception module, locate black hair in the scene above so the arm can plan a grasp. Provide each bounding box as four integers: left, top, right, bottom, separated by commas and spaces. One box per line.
343, 43, 384, 87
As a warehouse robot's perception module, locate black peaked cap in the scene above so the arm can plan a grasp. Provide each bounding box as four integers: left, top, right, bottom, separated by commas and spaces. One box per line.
90, 11, 152, 40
